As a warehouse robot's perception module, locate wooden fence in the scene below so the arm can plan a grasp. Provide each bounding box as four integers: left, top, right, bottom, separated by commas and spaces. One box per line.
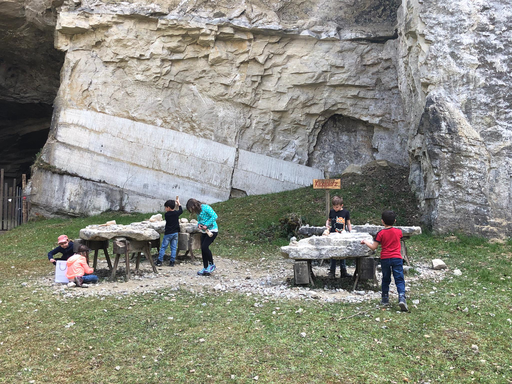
0, 169, 28, 231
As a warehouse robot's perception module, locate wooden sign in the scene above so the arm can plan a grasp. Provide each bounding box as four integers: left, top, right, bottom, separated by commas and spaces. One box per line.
313, 179, 341, 189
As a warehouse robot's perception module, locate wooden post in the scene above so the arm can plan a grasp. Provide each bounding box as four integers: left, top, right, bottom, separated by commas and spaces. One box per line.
8, 186, 13, 231
13, 179, 17, 228
22, 174, 27, 224
0, 169, 3, 230
324, 171, 330, 219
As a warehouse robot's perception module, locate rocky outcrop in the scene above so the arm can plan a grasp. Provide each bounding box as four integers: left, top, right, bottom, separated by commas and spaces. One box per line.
398, 0, 512, 237
27, 0, 409, 216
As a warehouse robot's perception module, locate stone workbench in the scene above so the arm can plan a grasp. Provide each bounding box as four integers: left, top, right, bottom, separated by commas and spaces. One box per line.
78, 216, 206, 280
281, 232, 375, 288
298, 224, 422, 264
298, 224, 422, 238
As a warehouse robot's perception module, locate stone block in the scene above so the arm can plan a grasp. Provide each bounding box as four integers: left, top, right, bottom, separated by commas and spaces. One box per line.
293, 261, 310, 285
431, 259, 447, 270
358, 257, 375, 280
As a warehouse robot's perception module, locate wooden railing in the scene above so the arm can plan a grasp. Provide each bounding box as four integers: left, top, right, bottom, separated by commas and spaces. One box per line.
0, 169, 28, 230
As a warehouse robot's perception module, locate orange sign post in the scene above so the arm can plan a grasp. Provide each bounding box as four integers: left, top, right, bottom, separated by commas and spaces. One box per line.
313, 179, 341, 190
313, 178, 341, 219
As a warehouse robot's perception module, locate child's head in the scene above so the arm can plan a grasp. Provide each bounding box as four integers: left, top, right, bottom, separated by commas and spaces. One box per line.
331, 196, 343, 211
57, 235, 70, 248
186, 198, 202, 214
77, 244, 90, 256
164, 199, 176, 210
381, 210, 396, 226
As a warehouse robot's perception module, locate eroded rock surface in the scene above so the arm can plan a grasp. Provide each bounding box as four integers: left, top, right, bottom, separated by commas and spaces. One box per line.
28, 0, 408, 216
7, 0, 512, 237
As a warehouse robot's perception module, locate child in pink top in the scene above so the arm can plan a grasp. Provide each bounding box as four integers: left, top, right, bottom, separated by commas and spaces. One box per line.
66, 245, 98, 287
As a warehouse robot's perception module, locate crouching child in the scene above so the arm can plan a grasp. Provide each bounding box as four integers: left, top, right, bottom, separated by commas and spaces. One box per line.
66, 245, 99, 287
361, 210, 408, 311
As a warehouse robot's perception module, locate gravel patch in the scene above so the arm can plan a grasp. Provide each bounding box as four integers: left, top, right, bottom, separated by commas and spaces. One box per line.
40, 256, 449, 304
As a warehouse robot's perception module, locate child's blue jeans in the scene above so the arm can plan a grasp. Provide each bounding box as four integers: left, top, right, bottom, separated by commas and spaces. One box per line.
83, 274, 99, 284
329, 258, 347, 273
380, 257, 406, 296
158, 233, 179, 263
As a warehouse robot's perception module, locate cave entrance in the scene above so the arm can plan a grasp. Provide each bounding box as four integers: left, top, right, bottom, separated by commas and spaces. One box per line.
0, 101, 52, 186
308, 115, 377, 175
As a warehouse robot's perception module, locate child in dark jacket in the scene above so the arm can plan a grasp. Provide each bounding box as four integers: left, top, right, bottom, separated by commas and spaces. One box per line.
156, 197, 183, 267
47, 235, 75, 265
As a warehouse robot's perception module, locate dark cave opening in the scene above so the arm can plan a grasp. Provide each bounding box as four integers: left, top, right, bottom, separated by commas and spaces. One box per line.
0, 101, 52, 184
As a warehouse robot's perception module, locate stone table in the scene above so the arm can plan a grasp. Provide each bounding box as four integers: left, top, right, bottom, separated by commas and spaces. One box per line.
281, 232, 375, 289
80, 222, 161, 280
298, 224, 422, 264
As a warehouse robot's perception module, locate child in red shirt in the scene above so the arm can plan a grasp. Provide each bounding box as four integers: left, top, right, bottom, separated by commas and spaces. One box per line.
361, 210, 408, 311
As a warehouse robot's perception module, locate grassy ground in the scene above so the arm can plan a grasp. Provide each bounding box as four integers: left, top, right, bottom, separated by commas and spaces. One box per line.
1, 165, 511, 383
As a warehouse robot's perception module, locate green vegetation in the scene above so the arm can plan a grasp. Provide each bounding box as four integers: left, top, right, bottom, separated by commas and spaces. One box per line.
1, 170, 511, 383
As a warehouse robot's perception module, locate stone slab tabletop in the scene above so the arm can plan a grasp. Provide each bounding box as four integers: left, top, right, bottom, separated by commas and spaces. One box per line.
79, 216, 202, 241
281, 232, 374, 260
299, 224, 422, 238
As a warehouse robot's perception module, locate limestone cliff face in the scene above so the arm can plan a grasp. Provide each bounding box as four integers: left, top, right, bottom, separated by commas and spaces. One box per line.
23, 0, 512, 238
398, 0, 512, 237
29, 0, 408, 216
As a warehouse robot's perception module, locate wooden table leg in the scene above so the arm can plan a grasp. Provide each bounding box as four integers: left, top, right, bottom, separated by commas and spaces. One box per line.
135, 252, 141, 272
93, 250, 99, 270
308, 261, 315, 285
401, 240, 410, 265
111, 254, 121, 280
146, 242, 158, 273
125, 248, 130, 281
352, 258, 361, 290
103, 248, 113, 270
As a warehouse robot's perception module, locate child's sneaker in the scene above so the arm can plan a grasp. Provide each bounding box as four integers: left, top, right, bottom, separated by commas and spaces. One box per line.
169, 260, 175, 267
327, 271, 335, 279
67, 282, 76, 288
340, 269, 352, 278
398, 295, 408, 312
206, 263, 216, 273
156, 260, 163, 267
74, 276, 83, 287
380, 294, 389, 306
197, 268, 207, 275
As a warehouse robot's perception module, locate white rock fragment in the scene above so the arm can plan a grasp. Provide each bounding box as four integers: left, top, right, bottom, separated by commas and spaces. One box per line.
431, 259, 447, 270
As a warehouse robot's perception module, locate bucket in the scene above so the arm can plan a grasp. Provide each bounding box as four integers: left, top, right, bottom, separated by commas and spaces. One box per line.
55, 260, 69, 283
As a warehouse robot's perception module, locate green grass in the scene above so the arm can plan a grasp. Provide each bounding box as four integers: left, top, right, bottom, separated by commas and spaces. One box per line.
1, 179, 512, 383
